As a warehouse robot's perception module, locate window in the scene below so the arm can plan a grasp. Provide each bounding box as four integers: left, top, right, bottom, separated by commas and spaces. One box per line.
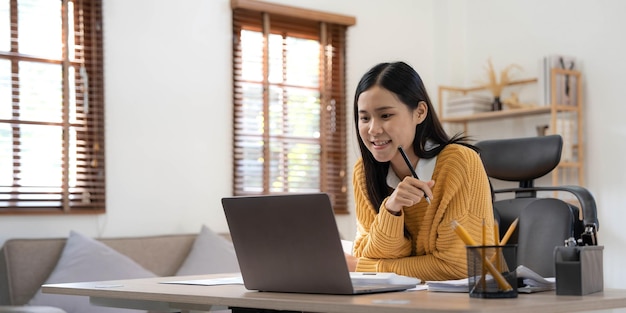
231, 0, 354, 213
0, 0, 104, 214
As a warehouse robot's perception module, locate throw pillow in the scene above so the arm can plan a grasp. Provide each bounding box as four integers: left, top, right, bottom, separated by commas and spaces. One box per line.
176, 225, 240, 275
0, 306, 67, 313
28, 231, 156, 313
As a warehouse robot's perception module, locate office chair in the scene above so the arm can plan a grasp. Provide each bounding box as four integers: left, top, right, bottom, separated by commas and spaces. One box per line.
475, 135, 599, 278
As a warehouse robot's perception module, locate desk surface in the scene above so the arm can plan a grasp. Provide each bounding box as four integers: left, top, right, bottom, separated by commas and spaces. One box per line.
42, 274, 626, 313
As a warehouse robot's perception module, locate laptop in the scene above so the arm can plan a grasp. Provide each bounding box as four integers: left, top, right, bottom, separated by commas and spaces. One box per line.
221, 193, 420, 295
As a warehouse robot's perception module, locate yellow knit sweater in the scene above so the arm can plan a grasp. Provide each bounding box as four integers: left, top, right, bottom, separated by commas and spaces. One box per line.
352, 144, 495, 281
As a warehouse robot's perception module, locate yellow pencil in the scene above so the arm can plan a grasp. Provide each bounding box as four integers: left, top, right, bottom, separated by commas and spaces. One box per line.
451, 220, 513, 291
489, 219, 511, 271
481, 219, 487, 290
482, 218, 487, 246
494, 220, 501, 271
500, 217, 519, 246
494, 220, 500, 246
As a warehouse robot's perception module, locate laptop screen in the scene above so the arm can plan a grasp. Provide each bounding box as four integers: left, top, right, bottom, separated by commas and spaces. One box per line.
222, 193, 356, 294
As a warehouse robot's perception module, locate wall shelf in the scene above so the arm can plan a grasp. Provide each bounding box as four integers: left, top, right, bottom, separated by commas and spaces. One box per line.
441, 106, 550, 123
437, 69, 584, 187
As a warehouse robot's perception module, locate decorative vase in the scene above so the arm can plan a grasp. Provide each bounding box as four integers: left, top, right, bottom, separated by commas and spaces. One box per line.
492, 96, 502, 111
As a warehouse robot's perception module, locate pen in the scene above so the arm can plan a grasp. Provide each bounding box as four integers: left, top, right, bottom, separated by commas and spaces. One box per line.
397, 146, 431, 205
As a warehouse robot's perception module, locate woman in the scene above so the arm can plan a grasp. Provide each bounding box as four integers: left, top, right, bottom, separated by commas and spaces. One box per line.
346, 61, 495, 281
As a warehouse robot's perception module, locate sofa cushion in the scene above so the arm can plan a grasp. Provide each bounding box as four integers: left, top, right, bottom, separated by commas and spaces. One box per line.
176, 225, 240, 276
1, 239, 66, 305
27, 231, 155, 313
0, 306, 67, 313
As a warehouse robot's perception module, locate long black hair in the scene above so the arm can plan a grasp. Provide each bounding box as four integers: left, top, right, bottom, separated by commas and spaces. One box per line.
353, 61, 474, 212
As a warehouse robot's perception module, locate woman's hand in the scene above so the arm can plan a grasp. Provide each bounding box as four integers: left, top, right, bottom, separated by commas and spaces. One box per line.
345, 253, 358, 271
385, 178, 435, 214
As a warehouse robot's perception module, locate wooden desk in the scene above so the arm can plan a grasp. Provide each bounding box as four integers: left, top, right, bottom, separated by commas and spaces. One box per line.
42, 274, 626, 313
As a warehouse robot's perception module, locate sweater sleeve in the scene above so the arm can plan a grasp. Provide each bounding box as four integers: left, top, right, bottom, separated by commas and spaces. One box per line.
351, 160, 412, 260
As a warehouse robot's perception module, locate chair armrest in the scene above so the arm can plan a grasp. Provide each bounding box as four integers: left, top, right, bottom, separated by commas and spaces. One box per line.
493, 185, 599, 231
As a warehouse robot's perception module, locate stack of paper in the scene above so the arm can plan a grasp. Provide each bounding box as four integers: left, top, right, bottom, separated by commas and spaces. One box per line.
426, 265, 555, 293
427, 277, 472, 293
446, 94, 493, 117
516, 265, 556, 293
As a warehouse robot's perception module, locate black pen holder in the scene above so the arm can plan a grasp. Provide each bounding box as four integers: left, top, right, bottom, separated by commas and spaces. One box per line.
554, 245, 604, 295
467, 245, 518, 298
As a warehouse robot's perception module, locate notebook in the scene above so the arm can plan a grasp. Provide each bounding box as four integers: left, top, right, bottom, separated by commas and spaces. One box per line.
221, 193, 420, 295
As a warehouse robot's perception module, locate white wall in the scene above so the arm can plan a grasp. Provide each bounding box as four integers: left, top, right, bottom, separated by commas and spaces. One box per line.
1, 0, 625, 290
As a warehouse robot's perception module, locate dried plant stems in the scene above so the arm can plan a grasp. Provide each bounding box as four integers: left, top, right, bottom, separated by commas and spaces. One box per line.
482, 59, 522, 97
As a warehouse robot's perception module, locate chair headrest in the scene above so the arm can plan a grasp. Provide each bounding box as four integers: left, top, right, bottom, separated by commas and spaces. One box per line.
475, 135, 563, 182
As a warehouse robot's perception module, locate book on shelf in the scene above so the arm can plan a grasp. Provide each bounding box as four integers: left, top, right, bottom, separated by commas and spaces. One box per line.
446, 94, 492, 117
447, 94, 492, 105
548, 115, 577, 162
446, 107, 492, 117
538, 55, 578, 106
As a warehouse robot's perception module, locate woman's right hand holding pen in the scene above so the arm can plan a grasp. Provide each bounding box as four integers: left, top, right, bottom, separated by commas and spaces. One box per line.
385, 178, 435, 214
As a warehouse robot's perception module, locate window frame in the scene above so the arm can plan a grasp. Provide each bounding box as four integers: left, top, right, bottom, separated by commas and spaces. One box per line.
231, 0, 354, 214
0, 0, 105, 214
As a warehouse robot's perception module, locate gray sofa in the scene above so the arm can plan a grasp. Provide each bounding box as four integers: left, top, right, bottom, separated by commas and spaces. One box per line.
0, 229, 237, 313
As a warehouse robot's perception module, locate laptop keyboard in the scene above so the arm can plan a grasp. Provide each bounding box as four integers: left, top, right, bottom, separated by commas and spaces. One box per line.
350, 272, 421, 286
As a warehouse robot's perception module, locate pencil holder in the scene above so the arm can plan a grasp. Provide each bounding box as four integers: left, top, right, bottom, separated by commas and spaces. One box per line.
466, 245, 518, 298
554, 245, 604, 295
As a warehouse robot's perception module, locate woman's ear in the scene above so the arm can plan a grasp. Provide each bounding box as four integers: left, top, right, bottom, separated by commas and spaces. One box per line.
414, 101, 428, 124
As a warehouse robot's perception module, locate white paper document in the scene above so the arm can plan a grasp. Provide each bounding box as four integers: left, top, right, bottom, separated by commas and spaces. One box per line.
516, 265, 556, 293
161, 275, 244, 286
426, 265, 555, 293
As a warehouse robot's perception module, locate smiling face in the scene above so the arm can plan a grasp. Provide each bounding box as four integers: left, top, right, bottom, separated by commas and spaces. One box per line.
357, 85, 426, 165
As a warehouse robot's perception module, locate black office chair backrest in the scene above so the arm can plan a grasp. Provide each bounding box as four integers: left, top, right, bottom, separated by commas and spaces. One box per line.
478, 135, 562, 192
476, 135, 598, 278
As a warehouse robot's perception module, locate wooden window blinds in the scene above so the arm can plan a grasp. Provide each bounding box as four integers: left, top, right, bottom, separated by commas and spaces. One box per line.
0, 0, 105, 214
231, 0, 354, 214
